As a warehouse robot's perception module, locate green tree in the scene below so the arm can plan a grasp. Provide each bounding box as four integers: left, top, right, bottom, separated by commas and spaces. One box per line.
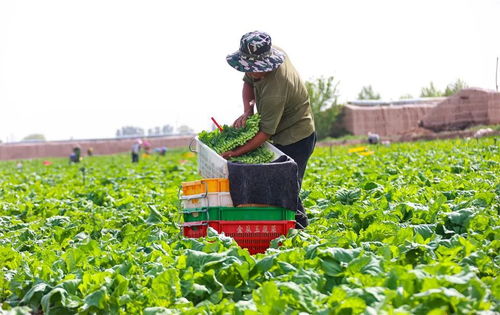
22, 134, 46, 141
305, 76, 345, 140
444, 78, 467, 96
399, 93, 413, 100
420, 82, 443, 97
357, 85, 381, 100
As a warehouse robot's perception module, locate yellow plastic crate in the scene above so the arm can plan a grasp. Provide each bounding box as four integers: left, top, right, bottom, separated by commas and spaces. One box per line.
181, 178, 230, 195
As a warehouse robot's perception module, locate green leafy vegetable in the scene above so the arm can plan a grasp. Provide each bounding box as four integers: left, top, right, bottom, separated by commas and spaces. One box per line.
0, 138, 498, 313
198, 114, 274, 164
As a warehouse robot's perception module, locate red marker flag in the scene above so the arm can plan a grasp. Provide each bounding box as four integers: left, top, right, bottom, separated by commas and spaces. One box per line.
211, 117, 223, 132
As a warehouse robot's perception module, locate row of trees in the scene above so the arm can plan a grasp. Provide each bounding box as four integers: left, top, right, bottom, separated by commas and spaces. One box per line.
307, 77, 469, 140
21, 134, 46, 141
115, 124, 194, 138
114, 78, 468, 141
420, 79, 468, 98
11, 78, 468, 143
357, 79, 468, 100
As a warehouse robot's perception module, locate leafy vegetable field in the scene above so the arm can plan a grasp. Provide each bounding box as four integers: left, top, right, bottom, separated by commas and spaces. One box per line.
0, 138, 498, 314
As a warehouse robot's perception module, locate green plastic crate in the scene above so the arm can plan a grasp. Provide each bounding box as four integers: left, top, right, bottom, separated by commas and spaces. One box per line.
182, 206, 296, 222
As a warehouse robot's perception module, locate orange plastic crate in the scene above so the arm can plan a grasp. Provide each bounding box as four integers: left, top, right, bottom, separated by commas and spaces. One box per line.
183, 220, 295, 254
181, 178, 230, 195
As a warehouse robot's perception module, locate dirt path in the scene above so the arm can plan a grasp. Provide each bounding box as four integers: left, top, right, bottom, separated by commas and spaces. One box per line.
318, 128, 500, 147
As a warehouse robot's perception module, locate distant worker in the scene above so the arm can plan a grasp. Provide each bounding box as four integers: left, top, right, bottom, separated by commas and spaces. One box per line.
69, 146, 81, 163
223, 31, 316, 229
159, 146, 167, 156
143, 140, 152, 155
153, 146, 168, 156
131, 139, 142, 163
473, 128, 493, 139
368, 132, 380, 144
87, 147, 94, 156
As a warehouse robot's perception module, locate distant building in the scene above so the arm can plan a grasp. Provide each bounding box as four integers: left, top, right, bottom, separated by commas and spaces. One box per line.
420, 88, 500, 132
343, 98, 443, 137
342, 88, 500, 136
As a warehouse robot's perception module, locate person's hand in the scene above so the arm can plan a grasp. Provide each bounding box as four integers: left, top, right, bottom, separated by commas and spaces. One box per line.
221, 150, 236, 160
232, 113, 251, 128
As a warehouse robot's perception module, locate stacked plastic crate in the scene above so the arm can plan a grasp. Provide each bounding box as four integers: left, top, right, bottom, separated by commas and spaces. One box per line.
180, 138, 296, 254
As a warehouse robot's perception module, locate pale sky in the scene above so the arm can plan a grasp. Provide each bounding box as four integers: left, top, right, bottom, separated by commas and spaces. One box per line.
1, 0, 499, 142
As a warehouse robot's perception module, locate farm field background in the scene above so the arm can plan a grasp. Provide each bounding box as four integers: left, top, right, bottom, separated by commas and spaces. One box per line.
0, 137, 498, 314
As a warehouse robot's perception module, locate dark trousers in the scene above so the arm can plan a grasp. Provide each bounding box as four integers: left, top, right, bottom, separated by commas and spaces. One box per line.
132, 152, 139, 163
275, 132, 316, 228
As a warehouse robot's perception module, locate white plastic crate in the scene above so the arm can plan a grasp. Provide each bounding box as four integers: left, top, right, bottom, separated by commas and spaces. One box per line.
180, 192, 233, 209
195, 136, 286, 178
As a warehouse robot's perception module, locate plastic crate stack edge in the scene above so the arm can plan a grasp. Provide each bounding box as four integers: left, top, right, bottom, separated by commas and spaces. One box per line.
186, 138, 295, 254
183, 220, 296, 255
196, 137, 228, 178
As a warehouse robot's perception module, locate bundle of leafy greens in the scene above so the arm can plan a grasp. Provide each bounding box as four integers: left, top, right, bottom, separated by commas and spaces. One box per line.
198, 114, 274, 164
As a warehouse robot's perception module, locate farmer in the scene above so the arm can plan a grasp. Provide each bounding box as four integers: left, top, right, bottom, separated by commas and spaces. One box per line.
69, 146, 81, 163
368, 132, 380, 144
131, 139, 142, 163
223, 31, 316, 228
142, 140, 152, 155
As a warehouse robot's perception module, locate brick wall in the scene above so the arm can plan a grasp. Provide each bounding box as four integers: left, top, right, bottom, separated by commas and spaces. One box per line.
488, 90, 500, 125
343, 88, 500, 136
0, 135, 193, 161
421, 88, 500, 131
342, 104, 436, 136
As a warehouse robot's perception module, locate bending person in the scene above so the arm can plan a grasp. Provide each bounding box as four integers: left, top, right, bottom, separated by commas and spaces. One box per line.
223, 31, 316, 228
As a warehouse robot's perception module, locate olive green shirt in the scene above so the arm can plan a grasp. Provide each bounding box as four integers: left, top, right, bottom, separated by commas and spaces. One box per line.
243, 47, 315, 146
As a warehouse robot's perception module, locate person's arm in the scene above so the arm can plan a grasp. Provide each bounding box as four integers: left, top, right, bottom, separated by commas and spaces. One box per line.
233, 81, 255, 128
221, 131, 270, 159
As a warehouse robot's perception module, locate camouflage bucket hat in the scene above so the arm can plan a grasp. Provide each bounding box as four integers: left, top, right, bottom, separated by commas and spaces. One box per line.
226, 31, 285, 72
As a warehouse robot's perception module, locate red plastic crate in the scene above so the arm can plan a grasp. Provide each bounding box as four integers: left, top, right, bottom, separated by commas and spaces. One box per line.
183, 220, 295, 254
